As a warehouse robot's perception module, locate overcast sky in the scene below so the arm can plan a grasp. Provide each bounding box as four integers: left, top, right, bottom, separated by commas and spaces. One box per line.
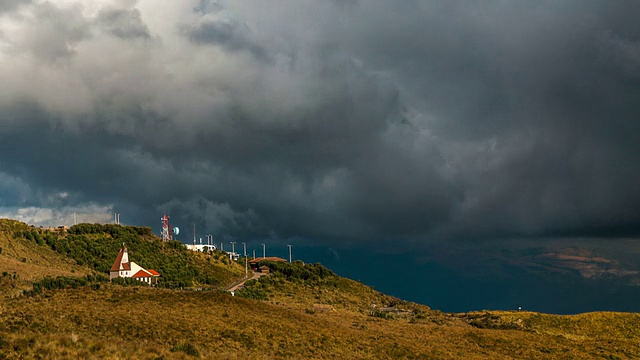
1, 0, 639, 247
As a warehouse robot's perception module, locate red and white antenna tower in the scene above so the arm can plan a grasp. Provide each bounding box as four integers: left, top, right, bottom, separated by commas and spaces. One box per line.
161, 214, 173, 242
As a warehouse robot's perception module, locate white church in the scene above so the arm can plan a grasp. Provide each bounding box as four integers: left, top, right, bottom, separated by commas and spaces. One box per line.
109, 244, 160, 285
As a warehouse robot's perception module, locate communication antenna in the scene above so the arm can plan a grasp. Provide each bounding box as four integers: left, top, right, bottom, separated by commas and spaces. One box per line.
193, 223, 196, 245
161, 215, 173, 242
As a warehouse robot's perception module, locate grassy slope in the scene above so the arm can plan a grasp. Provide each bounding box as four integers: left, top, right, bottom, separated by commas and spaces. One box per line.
237, 260, 430, 316
0, 219, 91, 296
1, 286, 639, 359
0, 219, 639, 359
462, 310, 640, 341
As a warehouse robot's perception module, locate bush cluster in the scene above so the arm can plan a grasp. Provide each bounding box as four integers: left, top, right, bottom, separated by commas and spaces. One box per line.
18, 228, 52, 247
23, 274, 109, 297
111, 277, 150, 287
235, 279, 268, 300
256, 260, 335, 282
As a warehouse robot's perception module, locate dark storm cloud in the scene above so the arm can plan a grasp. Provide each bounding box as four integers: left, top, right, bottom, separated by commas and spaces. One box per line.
0, 0, 639, 245
181, 17, 270, 61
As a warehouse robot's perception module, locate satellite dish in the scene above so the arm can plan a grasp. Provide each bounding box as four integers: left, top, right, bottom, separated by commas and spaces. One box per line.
173, 227, 180, 235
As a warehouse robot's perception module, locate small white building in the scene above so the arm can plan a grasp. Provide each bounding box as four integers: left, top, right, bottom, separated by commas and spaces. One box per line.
184, 244, 217, 252
109, 244, 160, 285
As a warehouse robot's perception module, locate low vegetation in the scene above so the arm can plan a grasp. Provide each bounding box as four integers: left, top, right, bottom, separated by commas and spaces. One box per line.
237, 260, 420, 315
1, 285, 639, 359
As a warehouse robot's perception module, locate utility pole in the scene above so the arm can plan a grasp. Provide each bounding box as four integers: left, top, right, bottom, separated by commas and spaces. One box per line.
220, 243, 224, 252
231, 242, 236, 257
253, 249, 256, 259
242, 242, 247, 257
262, 243, 266, 258
287, 245, 292, 263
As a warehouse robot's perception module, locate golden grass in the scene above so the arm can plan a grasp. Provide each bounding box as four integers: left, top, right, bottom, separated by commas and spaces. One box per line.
1, 286, 639, 359
462, 310, 640, 341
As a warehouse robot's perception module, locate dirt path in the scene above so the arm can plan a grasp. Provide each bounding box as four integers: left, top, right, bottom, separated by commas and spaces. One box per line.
226, 271, 265, 292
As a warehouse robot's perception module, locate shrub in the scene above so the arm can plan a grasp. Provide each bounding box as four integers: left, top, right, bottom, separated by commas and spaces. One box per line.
111, 277, 149, 287
236, 280, 268, 300
254, 261, 335, 282
23, 275, 109, 297
369, 310, 393, 320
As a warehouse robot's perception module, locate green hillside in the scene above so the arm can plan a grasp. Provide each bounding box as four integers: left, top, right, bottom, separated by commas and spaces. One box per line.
0, 219, 245, 290
52, 222, 245, 288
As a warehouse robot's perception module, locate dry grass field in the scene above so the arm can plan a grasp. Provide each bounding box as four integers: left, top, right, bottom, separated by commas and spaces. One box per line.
1, 286, 639, 359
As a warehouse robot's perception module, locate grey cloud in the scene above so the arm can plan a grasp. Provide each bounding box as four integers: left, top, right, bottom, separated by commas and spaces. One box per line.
182, 17, 270, 61
0, 172, 32, 206
96, 8, 150, 39
0, 204, 113, 227
158, 196, 260, 238
20, 2, 89, 60
0, 0, 31, 13
193, 0, 222, 15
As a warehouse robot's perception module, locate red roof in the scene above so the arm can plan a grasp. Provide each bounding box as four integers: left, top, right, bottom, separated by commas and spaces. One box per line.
147, 269, 160, 276
110, 246, 128, 271
132, 269, 152, 278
